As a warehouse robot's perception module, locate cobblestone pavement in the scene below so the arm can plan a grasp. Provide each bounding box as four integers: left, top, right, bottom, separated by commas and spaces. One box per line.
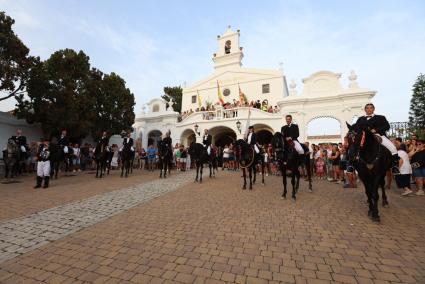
0, 171, 424, 283
0, 169, 159, 221
0, 172, 193, 264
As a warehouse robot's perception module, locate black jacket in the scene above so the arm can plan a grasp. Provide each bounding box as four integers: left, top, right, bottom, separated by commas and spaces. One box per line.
245, 132, 257, 146
37, 144, 50, 161
355, 115, 390, 136
11, 135, 27, 147
203, 134, 212, 147
97, 136, 109, 147
281, 124, 300, 140
58, 135, 69, 147
123, 137, 134, 148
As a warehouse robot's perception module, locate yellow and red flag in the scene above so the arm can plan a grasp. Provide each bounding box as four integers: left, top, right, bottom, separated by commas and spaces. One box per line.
196, 90, 202, 108
217, 81, 224, 105
238, 83, 247, 106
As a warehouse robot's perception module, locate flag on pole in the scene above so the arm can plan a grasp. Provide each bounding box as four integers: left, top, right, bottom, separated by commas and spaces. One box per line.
244, 106, 251, 138
238, 83, 247, 106
217, 81, 224, 105
196, 90, 202, 108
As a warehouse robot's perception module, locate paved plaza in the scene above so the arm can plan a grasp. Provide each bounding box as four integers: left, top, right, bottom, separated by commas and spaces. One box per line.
0, 170, 424, 283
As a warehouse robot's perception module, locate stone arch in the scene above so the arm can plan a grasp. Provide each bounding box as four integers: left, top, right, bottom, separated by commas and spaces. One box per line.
152, 104, 160, 112
251, 123, 274, 145
209, 126, 237, 147
147, 130, 162, 147
180, 129, 196, 147
306, 116, 341, 141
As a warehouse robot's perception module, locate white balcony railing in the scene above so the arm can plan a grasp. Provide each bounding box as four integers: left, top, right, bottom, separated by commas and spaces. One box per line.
178, 107, 279, 124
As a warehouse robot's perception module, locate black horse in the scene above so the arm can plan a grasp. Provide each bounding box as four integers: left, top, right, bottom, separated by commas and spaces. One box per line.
234, 139, 265, 190
188, 142, 216, 183
157, 140, 172, 178
271, 132, 302, 200
346, 123, 391, 222
120, 145, 133, 178
49, 143, 65, 179
94, 144, 108, 178
3, 138, 20, 178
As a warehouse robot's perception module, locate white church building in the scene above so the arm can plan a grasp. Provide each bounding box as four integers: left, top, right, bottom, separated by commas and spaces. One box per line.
133, 26, 375, 149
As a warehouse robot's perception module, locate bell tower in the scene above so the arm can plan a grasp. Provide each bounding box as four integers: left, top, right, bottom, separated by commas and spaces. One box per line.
212, 26, 244, 70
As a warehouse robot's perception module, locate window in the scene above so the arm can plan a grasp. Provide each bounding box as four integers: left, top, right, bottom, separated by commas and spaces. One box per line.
152, 104, 159, 112
262, 84, 270, 94
192, 95, 196, 104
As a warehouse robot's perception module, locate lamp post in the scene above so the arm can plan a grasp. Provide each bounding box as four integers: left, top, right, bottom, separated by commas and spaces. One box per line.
236, 120, 241, 134
194, 124, 200, 136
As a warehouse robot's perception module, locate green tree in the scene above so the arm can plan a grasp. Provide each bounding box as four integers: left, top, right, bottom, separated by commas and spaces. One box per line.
0, 12, 34, 102
162, 86, 182, 112
408, 74, 425, 138
90, 70, 135, 140
16, 49, 94, 141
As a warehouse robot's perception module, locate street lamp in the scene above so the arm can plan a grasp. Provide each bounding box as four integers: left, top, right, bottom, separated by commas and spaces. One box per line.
194, 124, 200, 136
236, 120, 241, 134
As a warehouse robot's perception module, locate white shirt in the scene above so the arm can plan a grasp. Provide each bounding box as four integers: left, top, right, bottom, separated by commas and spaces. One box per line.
223, 147, 229, 158
398, 150, 412, 175
365, 114, 375, 120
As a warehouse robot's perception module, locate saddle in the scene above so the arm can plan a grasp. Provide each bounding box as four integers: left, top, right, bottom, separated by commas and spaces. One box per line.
374, 134, 383, 144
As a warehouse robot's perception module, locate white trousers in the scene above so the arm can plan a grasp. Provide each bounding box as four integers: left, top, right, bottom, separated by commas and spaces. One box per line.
37, 161, 50, 177
207, 146, 211, 155
378, 135, 397, 155
254, 144, 260, 154
293, 140, 305, 155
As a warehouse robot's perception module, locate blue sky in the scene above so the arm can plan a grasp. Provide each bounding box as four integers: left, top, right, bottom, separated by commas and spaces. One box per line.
1, 0, 424, 135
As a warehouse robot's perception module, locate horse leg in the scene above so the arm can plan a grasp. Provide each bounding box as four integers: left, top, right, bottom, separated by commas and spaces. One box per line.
307, 161, 313, 192
291, 171, 297, 201
282, 164, 287, 199
125, 161, 129, 178
200, 164, 203, 183
371, 181, 380, 222
249, 167, 253, 190
381, 178, 389, 207
96, 162, 99, 178
261, 162, 265, 185
195, 164, 199, 182
295, 168, 300, 191
242, 168, 247, 189
121, 162, 124, 177
252, 164, 256, 185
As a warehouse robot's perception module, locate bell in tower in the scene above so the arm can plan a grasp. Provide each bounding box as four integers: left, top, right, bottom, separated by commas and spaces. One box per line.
212, 26, 244, 70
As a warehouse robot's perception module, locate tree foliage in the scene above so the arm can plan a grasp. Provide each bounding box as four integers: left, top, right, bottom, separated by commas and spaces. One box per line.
0, 11, 34, 102
90, 70, 135, 140
15, 49, 135, 141
408, 74, 425, 138
162, 86, 182, 113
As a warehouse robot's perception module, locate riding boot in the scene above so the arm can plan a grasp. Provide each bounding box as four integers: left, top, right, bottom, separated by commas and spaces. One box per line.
43, 176, 50, 188
34, 176, 42, 189
391, 154, 400, 175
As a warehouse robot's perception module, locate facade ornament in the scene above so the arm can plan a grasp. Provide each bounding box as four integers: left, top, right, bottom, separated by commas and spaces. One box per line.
289, 79, 297, 96
168, 99, 174, 111
348, 70, 359, 89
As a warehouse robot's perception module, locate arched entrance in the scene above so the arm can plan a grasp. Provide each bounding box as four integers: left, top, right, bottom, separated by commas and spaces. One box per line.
180, 129, 196, 147
148, 130, 162, 147
209, 126, 237, 147
306, 116, 341, 143
252, 123, 274, 146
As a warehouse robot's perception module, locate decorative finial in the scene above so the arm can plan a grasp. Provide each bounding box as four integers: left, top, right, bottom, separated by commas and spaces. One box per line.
141, 104, 146, 114
348, 70, 359, 89
228, 25, 231, 29
289, 79, 297, 96
278, 62, 284, 73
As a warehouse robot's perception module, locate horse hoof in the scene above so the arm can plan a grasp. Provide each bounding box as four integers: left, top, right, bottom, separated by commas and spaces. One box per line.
292, 197, 296, 201
372, 215, 380, 222
242, 186, 246, 190
308, 189, 313, 193
368, 210, 372, 217
383, 203, 389, 208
